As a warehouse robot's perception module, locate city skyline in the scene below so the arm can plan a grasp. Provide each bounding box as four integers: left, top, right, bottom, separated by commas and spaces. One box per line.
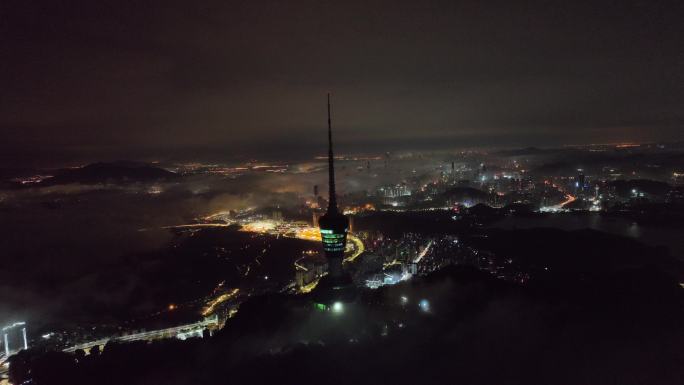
2, 1, 684, 384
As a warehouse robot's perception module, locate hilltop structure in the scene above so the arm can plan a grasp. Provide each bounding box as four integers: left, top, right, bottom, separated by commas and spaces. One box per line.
314, 94, 355, 305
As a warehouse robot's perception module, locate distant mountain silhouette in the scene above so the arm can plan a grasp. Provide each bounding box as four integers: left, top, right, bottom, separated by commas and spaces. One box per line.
442, 187, 489, 202
467, 203, 497, 217
9, 262, 684, 385
494, 146, 549, 156
470, 227, 681, 279
609, 179, 671, 197
40, 161, 177, 185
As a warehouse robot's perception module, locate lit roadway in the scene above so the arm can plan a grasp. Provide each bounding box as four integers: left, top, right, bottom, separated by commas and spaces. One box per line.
344, 235, 365, 263
202, 288, 240, 316
413, 240, 433, 264
63, 316, 219, 354
540, 193, 577, 212
559, 194, 577, 207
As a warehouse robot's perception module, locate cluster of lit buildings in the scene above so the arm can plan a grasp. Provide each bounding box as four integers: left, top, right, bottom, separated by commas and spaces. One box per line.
172, 162, 289, 176
377, 184, 412, 206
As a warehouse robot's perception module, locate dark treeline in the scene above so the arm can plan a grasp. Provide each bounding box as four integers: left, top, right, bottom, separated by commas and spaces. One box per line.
9, 259, 684, 385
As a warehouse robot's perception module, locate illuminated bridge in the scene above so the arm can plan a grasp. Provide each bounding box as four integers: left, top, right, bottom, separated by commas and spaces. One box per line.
63, 315, 218, 354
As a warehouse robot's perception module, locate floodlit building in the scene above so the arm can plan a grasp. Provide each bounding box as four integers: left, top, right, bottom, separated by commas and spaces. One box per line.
378, 184, 411, 205
378, 184, 411, 199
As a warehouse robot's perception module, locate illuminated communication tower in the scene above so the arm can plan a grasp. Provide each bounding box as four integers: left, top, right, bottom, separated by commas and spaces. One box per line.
314, 94, 355, 305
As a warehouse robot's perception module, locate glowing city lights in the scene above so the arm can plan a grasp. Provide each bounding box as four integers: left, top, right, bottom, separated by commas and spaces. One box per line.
419, 299, 430, 312
332, 302, 344, 313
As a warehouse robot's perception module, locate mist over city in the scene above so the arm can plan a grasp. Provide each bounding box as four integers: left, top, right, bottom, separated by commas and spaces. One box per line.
2, 1, 684, 385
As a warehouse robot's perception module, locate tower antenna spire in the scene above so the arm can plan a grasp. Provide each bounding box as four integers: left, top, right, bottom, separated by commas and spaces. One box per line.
316, 92, 351, 293
327, 93, 337, 213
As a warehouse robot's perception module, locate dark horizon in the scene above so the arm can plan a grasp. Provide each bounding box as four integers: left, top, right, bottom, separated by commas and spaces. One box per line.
3, 135, 683, 170
3, 0, 684, 164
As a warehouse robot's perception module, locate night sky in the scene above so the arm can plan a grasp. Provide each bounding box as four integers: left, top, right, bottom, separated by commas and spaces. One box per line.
2, 0, 684, 161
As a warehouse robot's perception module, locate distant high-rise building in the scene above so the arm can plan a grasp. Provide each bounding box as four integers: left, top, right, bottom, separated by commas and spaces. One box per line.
577, 169, 586, 192
316, 195, 326, 209
312, 211, 321, 228
313, 184, 319, 197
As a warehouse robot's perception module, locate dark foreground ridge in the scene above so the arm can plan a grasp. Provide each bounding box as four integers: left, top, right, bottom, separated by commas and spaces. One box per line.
9, 262, 684, 385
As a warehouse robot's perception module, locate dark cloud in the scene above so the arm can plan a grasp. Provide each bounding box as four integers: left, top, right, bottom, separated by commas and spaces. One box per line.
1, 0, 683, 163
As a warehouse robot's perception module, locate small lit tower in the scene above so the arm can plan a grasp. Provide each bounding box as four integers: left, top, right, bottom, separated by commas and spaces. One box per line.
319, 93, 349, 280
2, 322, 28, 357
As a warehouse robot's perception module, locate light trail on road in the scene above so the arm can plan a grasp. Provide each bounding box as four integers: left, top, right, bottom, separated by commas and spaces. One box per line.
202, 288, 239, 316
344, 235, 365, 264
539, 193, 577, 212
413, 240, 433, 264
559, 194, 577, 207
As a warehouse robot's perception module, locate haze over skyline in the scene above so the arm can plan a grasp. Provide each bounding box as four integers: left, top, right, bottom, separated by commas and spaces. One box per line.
2, 0, 684, 164
2, 3, 684, 382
